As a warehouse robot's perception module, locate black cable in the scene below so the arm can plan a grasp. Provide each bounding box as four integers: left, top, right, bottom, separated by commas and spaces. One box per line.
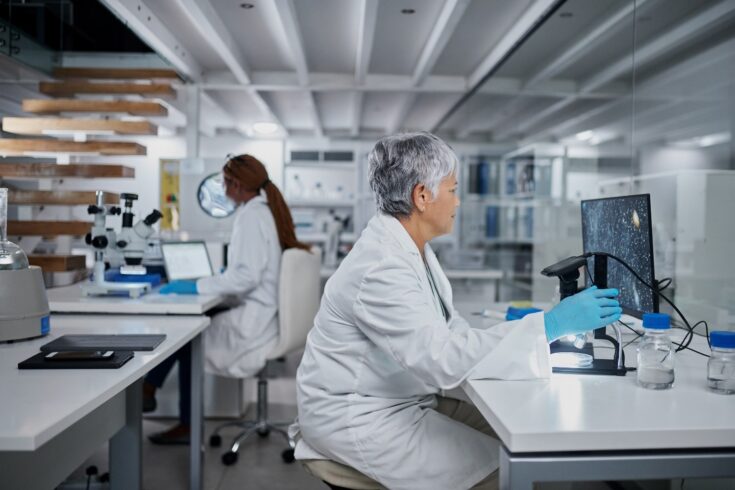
657, 277, 672, 292
587, 252, 704, 356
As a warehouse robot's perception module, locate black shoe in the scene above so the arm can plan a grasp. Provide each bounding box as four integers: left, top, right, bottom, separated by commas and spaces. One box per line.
148, 425, 190, 445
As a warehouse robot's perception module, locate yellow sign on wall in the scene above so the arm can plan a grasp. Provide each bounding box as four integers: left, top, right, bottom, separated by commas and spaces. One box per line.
159, 159, 181, 231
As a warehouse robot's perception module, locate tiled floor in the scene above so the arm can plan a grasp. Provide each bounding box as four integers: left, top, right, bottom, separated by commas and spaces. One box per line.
64, 404, 328, 490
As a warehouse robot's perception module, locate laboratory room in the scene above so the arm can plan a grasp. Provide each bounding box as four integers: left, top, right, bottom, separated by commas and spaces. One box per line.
2, 1, 735, 490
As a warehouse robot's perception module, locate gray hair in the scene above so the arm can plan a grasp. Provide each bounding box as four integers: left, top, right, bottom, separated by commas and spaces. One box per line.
368, 132, 458, 218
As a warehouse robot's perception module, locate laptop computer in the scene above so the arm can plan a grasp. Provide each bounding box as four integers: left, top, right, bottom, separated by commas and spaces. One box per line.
161, 241, 214, 281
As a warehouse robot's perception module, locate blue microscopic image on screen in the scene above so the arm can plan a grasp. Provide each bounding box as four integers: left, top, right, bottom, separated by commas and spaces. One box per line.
581, 194, 657, 316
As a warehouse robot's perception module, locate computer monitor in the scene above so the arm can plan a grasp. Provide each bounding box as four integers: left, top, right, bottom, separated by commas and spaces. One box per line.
161, 241, 214, 281
581, 194, 658, 317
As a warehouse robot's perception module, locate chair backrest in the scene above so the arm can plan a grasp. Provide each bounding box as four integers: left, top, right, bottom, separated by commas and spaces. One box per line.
268, 247, 322, 359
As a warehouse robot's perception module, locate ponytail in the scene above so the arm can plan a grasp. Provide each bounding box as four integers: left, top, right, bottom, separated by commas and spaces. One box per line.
223, 154, 310, 251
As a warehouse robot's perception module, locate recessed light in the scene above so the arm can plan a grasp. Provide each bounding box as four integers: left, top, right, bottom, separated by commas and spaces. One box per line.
253, 122, 279, 135
401, 8, 416, 15
240, 3, 254, 9
560, 12, 573, 18
576, 130, 594, 141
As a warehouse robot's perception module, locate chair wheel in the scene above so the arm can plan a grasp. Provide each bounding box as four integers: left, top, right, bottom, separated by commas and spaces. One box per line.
257, 427, 270, 438
222, 451, 238, 466
209, 434, 222, 447
281, 449, 295, 463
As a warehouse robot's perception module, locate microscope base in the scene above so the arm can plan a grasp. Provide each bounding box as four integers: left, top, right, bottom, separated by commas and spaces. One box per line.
552, 359, 627, 376
82, 281, 150, 299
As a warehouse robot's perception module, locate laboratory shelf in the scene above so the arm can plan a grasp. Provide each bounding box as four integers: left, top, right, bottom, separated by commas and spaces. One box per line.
288, 199, 355, 208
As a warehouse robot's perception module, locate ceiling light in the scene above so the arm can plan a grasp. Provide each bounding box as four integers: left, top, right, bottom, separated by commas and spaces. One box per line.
401, 8, 416, 15
240, 3, 254, 9
576, 130, 594, 141
698, 132, 730, 147
252, 122, 279, 135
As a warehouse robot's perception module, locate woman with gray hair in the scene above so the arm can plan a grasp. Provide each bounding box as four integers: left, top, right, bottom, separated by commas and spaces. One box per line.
292, 132, 619, 489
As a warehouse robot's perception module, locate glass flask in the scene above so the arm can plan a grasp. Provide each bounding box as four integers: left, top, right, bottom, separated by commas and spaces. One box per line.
0, 188, 30, 270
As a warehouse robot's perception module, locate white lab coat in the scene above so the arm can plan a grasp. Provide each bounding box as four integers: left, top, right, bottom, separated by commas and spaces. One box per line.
196, 194, 280, 378
293, 213, 551, 490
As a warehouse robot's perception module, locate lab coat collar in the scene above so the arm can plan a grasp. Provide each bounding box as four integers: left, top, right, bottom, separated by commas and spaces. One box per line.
375, 213, 421, 256
237, 193, 268, 213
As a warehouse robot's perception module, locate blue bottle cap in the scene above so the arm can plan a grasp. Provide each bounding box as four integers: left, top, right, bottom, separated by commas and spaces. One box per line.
710, 331, 735, 349
642, 313, 670, 329
506, 306, 542, 321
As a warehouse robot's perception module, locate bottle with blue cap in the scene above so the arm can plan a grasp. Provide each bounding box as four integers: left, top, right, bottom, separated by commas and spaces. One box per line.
708, 331, 735, 394
637, 313, 675, 389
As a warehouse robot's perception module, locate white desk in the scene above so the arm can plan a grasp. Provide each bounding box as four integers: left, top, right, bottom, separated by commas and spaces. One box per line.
0, 314, 209, 490
47, 283, 225, 315
456, 303, 735, 489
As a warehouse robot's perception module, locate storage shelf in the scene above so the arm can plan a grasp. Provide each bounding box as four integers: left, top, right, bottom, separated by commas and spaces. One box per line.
7, 220, 91, 236
8, 190, 118, 205
52, 67, 180, 80
0, 163, 135, 179
39, 82, 175, 98
22, 99, 168, 116
0, 139, 146, 156
28, 255, 87, 272
2, 117, 157, 136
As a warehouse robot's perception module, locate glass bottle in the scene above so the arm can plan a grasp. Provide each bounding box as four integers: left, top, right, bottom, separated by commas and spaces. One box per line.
0, 188, 30, 270
291, 174, 305, 200
637, 313, 675, 389
708, 331, 735, 394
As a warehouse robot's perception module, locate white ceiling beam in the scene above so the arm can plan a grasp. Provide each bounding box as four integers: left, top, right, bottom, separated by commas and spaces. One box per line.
98, 0, 202, 81
271, 0, 322, 137
524, 0, 642, 88
520, 27, 735, 143
166, 0, 286, 135
504, 1, 735, 139
174, 0, 251, 84
355, 0, 379, 84
412, 0, 470, 86
353, 0, 379, 136
389, 0, 470, 134
584, 1, 735, 94
468, 0, 559, 87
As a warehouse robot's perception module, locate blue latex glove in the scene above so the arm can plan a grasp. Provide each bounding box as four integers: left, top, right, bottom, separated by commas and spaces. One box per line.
544, 286, 621, 342
159, 280, 198, 295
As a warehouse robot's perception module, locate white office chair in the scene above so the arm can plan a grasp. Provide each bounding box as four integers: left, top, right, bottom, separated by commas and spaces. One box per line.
209, 247, 321, 466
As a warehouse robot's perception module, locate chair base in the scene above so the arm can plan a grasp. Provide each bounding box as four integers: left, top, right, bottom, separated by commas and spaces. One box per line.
209, 364, 296, 465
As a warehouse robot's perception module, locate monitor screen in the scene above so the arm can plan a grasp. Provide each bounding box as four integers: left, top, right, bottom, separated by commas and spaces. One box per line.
161, 241, 214, 281
581, 194, 658, 317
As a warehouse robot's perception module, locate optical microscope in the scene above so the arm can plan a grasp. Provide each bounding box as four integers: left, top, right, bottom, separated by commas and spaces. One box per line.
114, 193, 163, 275
81, 191, 151, 298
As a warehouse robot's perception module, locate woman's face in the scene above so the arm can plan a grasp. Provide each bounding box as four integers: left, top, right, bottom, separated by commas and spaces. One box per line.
223, 174, 257, 205
423, 172, 460, 237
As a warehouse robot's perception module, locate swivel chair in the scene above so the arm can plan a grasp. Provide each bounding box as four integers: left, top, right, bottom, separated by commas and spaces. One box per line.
209, 247, 321, 465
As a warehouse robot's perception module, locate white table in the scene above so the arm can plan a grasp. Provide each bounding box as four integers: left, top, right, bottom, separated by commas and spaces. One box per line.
47, 283, 225, 315
0, 314, 209, 490
456, 303, 735, 489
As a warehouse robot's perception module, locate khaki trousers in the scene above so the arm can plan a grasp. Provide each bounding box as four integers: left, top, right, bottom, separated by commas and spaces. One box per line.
301, 396, 499, 490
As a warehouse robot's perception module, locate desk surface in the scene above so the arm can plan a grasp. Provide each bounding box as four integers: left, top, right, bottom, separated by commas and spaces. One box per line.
0, 314, 209, 451
456, 302, 735, 454
47, 284, 225, 315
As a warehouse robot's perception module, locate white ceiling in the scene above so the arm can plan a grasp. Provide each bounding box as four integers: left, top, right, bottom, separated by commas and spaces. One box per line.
101, 0, 735, 147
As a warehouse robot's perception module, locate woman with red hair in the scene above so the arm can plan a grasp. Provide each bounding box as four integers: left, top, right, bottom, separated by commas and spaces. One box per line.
145, 154, 309, 445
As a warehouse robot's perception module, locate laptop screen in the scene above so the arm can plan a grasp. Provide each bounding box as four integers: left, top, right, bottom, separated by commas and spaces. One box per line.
161, 241, 214, 281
